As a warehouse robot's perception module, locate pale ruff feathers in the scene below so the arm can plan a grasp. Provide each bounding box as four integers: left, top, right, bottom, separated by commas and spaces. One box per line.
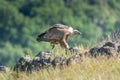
68, 27, 74, 36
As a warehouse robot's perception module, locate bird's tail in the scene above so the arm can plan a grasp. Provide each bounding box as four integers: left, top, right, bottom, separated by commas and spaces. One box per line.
37, 32, 46, 41
39, 32, 46, 38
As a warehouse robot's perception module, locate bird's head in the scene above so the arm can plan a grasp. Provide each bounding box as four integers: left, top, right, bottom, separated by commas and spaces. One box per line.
73, 30, 81, 35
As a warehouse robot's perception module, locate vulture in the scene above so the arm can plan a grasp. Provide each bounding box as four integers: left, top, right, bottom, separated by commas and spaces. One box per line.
36, 24, 81, 49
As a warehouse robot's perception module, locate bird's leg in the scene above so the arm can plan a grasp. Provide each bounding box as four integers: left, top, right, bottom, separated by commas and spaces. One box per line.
64, 40, 70, 54
61, 33, 70, 54
65, 48, 69, 54
51, 44, 55, 49
60, 40, 70, 54
65, 43, 70, 54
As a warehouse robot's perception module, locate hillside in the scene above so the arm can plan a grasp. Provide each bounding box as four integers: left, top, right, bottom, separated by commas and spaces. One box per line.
0, 0, 120, 67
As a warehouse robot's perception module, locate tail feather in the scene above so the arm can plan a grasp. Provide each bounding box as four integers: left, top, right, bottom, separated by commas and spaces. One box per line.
39, 32, 46, 39
37, 32, 46, 41
37, 32, 52, 42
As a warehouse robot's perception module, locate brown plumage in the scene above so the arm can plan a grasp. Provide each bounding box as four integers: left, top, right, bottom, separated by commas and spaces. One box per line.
37, 24, 81, 49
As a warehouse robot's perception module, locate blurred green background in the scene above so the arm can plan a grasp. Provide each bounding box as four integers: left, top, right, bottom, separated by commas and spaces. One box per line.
0, 0, 120, 67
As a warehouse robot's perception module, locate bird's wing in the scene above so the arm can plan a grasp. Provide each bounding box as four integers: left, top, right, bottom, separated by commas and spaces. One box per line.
39, 24, 72, 41
52, 24, 70, 29
43, 27, 64, 40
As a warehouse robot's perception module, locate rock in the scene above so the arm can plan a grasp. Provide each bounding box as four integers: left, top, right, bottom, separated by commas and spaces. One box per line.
98, 46, 117, 57
118, 45, 120, 52
35, 51, 51, 60
0, 66, 9, 73
51, 56, 66, 69
67, 53, 82, 66
31, 51, 52, 71
69, 46, 81, 54
89, 47, 100, 57
13, 55, 32, 72
103, 42, 116, 48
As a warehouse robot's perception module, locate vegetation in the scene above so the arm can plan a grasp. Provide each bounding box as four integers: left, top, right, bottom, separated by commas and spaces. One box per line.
1, 55, 120, 80
0, 0, 120, 67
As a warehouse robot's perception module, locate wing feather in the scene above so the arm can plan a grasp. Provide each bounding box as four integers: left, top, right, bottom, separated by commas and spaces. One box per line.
38, 24, 72, 42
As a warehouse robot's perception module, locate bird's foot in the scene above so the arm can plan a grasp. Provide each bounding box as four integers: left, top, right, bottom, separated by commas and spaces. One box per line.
65, 48, 70, 55
51, 44, 55, 49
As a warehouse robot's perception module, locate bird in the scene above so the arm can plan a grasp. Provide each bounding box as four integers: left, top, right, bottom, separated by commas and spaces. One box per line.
36, 24, 81, 50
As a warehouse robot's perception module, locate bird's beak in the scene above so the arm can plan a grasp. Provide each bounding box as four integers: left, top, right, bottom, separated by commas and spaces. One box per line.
74, 30, 81, 35
78, 31, 82, 35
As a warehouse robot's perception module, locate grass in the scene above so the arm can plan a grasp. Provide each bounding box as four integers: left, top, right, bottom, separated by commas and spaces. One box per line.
0, 46, 120, 80
1, 56, 120, 80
